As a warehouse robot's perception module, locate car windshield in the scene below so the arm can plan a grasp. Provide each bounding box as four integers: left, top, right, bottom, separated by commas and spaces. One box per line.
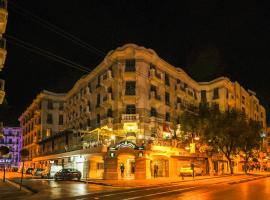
61, 169, 76, 172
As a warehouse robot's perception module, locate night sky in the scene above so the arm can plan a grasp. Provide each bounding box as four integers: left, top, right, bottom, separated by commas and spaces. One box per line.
1, 0, 270, 126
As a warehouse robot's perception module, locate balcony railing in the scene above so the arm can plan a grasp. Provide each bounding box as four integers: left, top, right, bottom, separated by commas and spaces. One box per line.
122, 114, 139, 122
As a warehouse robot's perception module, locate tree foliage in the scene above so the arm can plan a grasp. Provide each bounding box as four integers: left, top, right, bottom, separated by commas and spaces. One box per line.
180, 103, 263, 174
0, 145, 9, 156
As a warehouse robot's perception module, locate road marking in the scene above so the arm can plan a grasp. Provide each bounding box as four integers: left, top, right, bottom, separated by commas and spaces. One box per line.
90, 176, 242, 198
94, 184, 196, 198
122, 186, 197, 200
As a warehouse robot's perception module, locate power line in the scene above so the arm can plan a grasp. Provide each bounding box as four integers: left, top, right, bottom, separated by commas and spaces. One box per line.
7, 35, 91, 74
9, 0, 106, 58
8, 0, 156, 81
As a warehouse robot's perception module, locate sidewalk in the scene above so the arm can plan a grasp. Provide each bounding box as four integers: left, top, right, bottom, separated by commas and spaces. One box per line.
82, 175, 228, 187
82, 172, 270, 187
0, 180, 27, 200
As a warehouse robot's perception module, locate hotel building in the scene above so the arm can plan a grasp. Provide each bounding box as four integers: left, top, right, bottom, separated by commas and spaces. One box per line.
19, 44, 267, 179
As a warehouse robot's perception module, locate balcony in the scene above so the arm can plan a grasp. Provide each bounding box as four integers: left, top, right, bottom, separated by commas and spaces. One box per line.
102, 93, 114, 107
121, 114, 139, 123
101, 70, 113, 87
0, 0, 7, 35
149, 91, 162, 107
0, 38, 6, 71
0, 79, 4, 104
149, 69, 163, 85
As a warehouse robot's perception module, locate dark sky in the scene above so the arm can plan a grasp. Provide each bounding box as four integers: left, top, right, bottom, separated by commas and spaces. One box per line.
2, 0, 270, 125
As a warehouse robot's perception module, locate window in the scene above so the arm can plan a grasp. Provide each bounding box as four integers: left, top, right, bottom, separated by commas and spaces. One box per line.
150, 107, 157, 117
59, 115, 64, 125
150, 85, 157, 92
96, 94, 100, 107
87, 119, 91, 127
59, 102, 64, 110
201, 90, 207, 102
213, 88, 219, 99
107, 108, 113, 117
165, 112, 170, 122
177, 97, 181, 103
96, 114, 100, 124
87, 100, 91, 111
126, 105, 136, 114
125, 81, 136, 95
47, 114, 53, 124
165, 92, 170, 106
96, 76, 101, 88
242, 96, 245, 105
165, 73, 170, 86
125, 59, 136, 72
47, 100, 53, 109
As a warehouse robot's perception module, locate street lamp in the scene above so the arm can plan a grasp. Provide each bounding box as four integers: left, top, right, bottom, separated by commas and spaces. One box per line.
111, 135, 116, 145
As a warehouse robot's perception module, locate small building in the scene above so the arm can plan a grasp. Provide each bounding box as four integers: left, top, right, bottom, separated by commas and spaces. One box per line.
0, 127, 22, 168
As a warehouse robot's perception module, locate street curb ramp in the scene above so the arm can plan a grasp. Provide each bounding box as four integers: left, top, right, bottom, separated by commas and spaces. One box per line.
5, 179, 37, 194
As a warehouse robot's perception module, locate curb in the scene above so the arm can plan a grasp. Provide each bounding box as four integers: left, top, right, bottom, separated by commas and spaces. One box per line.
228, 174, 270, 184
5, 179, 36, 194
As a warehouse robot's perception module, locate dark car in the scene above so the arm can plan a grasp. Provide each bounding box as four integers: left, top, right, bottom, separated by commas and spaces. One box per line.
54, 168, 81, 181
25, 168, 34, 174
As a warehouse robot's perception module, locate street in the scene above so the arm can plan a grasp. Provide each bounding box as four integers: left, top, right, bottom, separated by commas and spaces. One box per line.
63, 176, 270, 200
1, 172, 270, 199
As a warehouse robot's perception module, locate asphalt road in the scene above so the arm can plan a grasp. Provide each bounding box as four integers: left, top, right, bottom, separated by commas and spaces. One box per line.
62, 176, 270, 200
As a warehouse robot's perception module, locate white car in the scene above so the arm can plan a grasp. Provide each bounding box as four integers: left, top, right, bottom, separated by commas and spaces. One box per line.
179, 164, 203, 176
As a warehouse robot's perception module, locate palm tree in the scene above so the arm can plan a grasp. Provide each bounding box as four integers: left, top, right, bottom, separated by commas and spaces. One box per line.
0, 145, 9, 182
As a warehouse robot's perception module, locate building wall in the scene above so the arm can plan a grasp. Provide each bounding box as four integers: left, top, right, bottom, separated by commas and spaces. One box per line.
0, 127, 22, 167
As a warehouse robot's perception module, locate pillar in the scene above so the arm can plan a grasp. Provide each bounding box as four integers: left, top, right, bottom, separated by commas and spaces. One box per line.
135, 157, 151, 179
169, 157, 178, 178
103, 157, 118, 180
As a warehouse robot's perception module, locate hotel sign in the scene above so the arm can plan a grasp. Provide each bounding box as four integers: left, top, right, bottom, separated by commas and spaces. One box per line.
109, 141, 144, 151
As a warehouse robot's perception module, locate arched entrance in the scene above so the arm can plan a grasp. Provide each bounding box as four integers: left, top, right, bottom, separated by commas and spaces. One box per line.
150, 155, 169, 177
116, 145, 136, 180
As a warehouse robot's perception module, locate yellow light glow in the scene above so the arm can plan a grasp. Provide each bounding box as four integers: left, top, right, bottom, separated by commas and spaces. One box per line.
194, 136, 200, 141
138, 134, 143, 139
111, 135, 115, 140
123, 123, 138, 131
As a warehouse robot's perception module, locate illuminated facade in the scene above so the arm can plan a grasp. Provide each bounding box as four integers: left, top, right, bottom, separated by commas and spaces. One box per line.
20, 44, 267, 179
0, 0, 8, 104
0, 127, 22, 167
19, 90, 66, 160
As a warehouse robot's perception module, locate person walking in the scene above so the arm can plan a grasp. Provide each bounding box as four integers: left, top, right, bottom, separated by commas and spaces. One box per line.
154, 164, 158, 178
191, 162, 195, 179
120, 164, 125, 178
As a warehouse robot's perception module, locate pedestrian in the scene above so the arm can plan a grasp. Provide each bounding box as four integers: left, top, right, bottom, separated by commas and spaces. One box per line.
154, 164, 158, 178
221, 163, 224, 175
191, 162, 195, 179
120, 164, 125, 178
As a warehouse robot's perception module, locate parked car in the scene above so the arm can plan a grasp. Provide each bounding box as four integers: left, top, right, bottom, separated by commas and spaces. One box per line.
179, 164, 203, 176
41, 165, 62, 178
32, 168, 44, 176
54, 168, 81, 181
25, 168, 34, 174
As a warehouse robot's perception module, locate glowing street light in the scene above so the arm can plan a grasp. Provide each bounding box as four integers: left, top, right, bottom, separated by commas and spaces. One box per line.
111, 135, 116, 144
194, 136, 200, 141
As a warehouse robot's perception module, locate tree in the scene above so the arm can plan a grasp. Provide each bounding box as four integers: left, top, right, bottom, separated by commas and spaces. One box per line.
239, 120, 262, 174
20, 149, 29, 190
0, 145, 9, 182
204, 109, 247, 174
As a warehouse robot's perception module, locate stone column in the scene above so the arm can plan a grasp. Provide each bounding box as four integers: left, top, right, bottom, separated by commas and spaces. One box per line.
169, 157, 178, 178
103, 157, 118, 180
135, 157, 151, 179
